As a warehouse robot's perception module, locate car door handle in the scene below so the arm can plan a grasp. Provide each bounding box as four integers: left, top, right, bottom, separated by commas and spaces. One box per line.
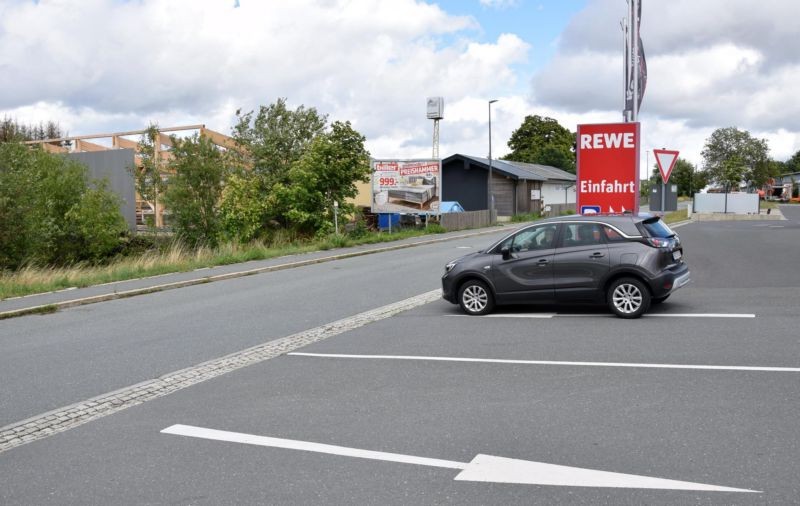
537, 259, 550, 266
589, 252, 605, 258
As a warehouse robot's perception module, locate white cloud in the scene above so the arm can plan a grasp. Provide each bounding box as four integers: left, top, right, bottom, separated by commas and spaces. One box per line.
531, 0, 800, 168
479, 0, 520, 9
1, 0, 797, 174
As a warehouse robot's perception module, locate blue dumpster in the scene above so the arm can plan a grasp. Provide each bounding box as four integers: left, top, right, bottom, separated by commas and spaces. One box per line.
378, 213, 401, 230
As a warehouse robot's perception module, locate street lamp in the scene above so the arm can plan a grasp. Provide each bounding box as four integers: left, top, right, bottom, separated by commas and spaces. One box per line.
488, 99, 498, 221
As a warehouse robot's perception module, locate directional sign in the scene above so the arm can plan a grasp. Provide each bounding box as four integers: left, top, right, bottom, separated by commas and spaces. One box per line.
654, 149, 679, 184
162, 424, 758, 493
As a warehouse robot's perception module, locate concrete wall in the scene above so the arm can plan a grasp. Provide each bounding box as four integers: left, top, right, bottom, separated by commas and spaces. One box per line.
693, 193, 759, 214
66, 149, 136, 230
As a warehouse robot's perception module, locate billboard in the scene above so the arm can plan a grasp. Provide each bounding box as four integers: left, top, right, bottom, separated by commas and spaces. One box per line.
371, 159, 441, 214
576, 122, 640, 215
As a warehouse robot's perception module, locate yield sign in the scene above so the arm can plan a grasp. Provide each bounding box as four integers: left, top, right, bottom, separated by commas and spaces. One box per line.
653, 149, 679, 183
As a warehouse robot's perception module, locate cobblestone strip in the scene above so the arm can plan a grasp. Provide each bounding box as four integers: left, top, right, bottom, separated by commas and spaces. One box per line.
0, 289, 442, 454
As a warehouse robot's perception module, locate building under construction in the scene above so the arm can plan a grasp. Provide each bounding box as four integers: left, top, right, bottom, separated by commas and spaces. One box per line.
24, 124, 239, 228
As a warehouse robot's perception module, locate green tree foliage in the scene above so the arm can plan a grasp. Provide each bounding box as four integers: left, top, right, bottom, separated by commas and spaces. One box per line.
0, 143, 127, 269
701, 127, 774, 188
163, 134, 231, 247
274, 121, 370, 235
1, 116, 66, 143
503, 115, 576, 173
233, 98, 327, 185
785, 150, 800, 173
64, 182, 129, 261
218, 171, 271, 243
648, 159, 709, 197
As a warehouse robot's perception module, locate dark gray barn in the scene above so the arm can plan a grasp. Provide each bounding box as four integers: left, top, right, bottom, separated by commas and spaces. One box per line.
441, 154, 575, 217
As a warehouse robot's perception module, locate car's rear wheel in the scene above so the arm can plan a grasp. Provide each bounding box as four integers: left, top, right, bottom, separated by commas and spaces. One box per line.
652, 294, 670, 304
608, 277, 651, 319
458, 279, 495, 316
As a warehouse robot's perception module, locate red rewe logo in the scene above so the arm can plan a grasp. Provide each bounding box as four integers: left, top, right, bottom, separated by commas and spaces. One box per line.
576, 122, 640, 215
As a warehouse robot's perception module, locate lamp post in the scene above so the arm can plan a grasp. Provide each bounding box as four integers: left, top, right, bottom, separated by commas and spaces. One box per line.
488, 99, 498, 222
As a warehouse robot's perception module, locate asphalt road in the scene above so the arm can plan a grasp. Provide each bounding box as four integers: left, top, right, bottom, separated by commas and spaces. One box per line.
2, 210, 800, 504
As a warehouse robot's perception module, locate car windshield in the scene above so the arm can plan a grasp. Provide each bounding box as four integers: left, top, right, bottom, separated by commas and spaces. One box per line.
641, 217, 675, 238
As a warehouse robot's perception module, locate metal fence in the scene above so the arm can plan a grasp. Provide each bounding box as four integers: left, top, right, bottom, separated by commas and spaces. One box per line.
440, 210, 496, 231
693, 193, 759, 214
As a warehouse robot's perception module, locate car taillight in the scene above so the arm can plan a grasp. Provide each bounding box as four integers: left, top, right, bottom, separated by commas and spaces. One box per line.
646, 237, 673, 248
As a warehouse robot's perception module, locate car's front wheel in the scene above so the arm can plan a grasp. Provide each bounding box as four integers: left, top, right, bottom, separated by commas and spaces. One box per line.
607, 277, 651, 319
458, 279, 495, 316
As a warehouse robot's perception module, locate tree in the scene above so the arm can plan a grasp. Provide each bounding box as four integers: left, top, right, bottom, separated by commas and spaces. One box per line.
274, 121, 370, 235
503, 115, 575, 173
785, 150, 800, 173
233, 98, 327, 185
668, 158, 706, 197
1, 116, 66, 143
163, 134, 231, 247
701, 127, 772, 188
218, 171, 271, 243
136, 124, 167, 228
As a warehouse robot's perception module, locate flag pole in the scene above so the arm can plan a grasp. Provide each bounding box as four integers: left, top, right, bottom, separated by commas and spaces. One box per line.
632, 0, 639, 122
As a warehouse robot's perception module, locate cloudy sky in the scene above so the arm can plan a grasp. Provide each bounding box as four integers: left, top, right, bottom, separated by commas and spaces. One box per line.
1, 0, 798, 177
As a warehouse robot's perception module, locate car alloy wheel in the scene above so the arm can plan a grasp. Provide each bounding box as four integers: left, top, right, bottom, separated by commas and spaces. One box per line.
458, 279, 495, 316
608, 277, 650, 319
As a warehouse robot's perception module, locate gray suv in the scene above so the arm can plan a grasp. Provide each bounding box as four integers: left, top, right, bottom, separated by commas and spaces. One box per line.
442, 215, 690, 318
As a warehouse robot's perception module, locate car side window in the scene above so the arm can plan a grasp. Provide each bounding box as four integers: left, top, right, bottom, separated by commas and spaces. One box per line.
497, 225, 557, 253
603, 225, 627, 242
561, 223, 604, 247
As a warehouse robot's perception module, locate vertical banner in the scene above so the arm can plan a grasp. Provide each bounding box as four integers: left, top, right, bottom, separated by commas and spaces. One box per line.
576, 122, 640, 214
371, 159, 441, 214
624, 0, 647, 118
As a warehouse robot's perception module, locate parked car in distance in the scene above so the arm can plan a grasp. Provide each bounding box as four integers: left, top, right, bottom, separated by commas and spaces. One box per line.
442, 214, 690, 318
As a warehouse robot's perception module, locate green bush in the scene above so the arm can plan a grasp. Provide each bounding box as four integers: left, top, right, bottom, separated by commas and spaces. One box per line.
0, 143, 127, 268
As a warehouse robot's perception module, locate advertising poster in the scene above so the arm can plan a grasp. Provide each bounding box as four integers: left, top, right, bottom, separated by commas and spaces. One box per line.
576, 122, 640, 215
371, 159, 441, 214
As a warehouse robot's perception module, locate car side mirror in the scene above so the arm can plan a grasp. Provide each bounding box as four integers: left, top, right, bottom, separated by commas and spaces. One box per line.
501, 246, 512, 260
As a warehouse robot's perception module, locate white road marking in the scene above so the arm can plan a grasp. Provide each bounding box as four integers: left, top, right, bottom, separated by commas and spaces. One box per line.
645, 313, 755, 318
481, 313, 556, 318
448, 313, 755, 319
288, 353, 800, 373
161, 424, 758, 492
162, 424, 465, 470
455, 246, 472, 249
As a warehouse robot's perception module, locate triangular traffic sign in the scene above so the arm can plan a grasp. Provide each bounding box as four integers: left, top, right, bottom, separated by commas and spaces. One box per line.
653, 149, 679, 183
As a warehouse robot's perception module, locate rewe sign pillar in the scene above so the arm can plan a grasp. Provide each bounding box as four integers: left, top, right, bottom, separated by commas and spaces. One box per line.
576, 122, 640, 214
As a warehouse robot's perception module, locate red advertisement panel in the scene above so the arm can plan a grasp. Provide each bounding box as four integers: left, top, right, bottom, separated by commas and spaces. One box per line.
576, 122, 640, 214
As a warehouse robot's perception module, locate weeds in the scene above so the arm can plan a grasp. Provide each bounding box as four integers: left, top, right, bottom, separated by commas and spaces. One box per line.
0, 224, 450, 300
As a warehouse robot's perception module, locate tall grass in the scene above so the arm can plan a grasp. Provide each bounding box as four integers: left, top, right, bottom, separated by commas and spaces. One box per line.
0, 225, 449, 300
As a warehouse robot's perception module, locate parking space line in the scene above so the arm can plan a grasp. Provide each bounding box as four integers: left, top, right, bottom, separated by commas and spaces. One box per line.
447, 313, 756, 319
288, 353, 800, 373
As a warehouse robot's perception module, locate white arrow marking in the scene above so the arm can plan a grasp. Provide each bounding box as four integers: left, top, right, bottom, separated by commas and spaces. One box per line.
161, 424, 758, 492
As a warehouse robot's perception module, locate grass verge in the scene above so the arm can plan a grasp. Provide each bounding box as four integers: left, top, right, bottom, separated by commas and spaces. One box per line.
0, 225, 450, 300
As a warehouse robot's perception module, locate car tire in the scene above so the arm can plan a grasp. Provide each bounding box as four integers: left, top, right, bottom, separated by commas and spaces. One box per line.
458, 279, 495, 316
652, 294, 670, 304
607, 277, 651, 319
